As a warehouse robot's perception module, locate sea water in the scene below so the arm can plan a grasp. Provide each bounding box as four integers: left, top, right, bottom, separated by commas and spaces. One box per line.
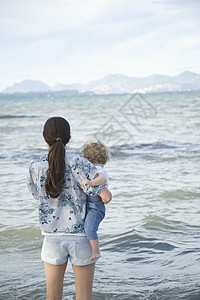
0, 92, 200, 299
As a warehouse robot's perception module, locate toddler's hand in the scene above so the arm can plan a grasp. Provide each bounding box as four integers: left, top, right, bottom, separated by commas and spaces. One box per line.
82, 179, 92, 186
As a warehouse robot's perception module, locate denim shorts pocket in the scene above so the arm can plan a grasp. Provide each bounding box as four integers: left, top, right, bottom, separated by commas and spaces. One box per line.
74, 238, 92, 261
41, 236, 65, 265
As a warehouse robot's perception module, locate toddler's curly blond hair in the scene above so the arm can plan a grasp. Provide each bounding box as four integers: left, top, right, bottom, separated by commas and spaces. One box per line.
82, 141, 110, 165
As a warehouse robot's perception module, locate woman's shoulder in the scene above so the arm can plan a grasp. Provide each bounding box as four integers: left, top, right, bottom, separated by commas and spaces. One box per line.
66, 152, 88, 164
66, 152, 96, 172
29, 154, 48, 170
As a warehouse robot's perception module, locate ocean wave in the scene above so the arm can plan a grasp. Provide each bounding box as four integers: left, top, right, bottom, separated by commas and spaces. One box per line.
0, 150, 46, 162
110, 141, 200, 160
102, 229, 176, 253
0, 225, 42, 252
159, 189, 200, 200
110, 141, 177, 152
0, 115, 37, 119
141, 215, 186, 232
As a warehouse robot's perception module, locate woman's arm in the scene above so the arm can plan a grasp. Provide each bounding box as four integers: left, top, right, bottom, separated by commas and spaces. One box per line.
82, 173, 106, 187
27, 162, 39, 200
99, 187, 112, 204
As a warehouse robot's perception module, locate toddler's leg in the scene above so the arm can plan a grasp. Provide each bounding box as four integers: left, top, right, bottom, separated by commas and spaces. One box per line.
90, 239, 101, 261
84, 208, 104, 261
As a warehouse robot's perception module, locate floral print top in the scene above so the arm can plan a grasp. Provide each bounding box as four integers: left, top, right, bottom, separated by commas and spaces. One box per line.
27, 153, 105, 235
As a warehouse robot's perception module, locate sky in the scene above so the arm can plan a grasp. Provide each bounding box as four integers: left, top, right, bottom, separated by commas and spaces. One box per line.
0, 0, 200, 91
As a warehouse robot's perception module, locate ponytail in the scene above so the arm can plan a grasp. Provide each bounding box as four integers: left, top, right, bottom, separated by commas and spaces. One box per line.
43, 117, 71, 198
45, 140, 66, 198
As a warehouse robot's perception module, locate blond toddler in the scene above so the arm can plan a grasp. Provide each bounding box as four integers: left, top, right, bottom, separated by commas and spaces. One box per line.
82, 141, 110, 261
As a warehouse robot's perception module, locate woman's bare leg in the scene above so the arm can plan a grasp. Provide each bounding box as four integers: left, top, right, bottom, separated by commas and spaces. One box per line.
44, 261, 67, 300
72, 263, 95, 300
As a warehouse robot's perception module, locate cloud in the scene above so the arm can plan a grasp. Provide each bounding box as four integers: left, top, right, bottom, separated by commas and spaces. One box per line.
0, 0, 112, 38
0, 0, 200, 90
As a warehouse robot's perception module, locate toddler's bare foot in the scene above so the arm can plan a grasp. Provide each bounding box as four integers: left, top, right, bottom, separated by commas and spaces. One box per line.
90, 252, 101, 261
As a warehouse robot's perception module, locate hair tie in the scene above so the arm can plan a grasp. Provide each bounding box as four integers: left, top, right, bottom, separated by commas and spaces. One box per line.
56, 137, 62, 142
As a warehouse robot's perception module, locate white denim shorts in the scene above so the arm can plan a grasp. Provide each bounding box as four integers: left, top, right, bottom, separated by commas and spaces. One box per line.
41, 235, 95, 266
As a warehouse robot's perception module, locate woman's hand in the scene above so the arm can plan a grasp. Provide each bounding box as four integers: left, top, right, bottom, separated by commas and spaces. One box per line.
99, 188, 112, 204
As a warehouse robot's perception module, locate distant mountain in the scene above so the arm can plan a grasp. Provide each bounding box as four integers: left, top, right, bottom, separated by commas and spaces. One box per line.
173, 70, 199, 82
2, 71, 200, 94
52, 71, 200, 94
3, 79, 50, 93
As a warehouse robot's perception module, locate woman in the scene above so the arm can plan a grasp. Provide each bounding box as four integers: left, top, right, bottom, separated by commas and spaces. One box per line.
27, 117, 112, 300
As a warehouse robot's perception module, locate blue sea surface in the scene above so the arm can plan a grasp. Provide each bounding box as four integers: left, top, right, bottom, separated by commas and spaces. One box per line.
0, 91, 200, 299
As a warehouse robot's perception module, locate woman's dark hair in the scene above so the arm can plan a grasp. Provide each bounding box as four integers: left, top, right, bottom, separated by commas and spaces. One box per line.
43, 117, 71, 198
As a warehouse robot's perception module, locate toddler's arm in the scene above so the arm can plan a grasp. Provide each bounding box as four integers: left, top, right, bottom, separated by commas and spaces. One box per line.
82, 173, 106, 187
